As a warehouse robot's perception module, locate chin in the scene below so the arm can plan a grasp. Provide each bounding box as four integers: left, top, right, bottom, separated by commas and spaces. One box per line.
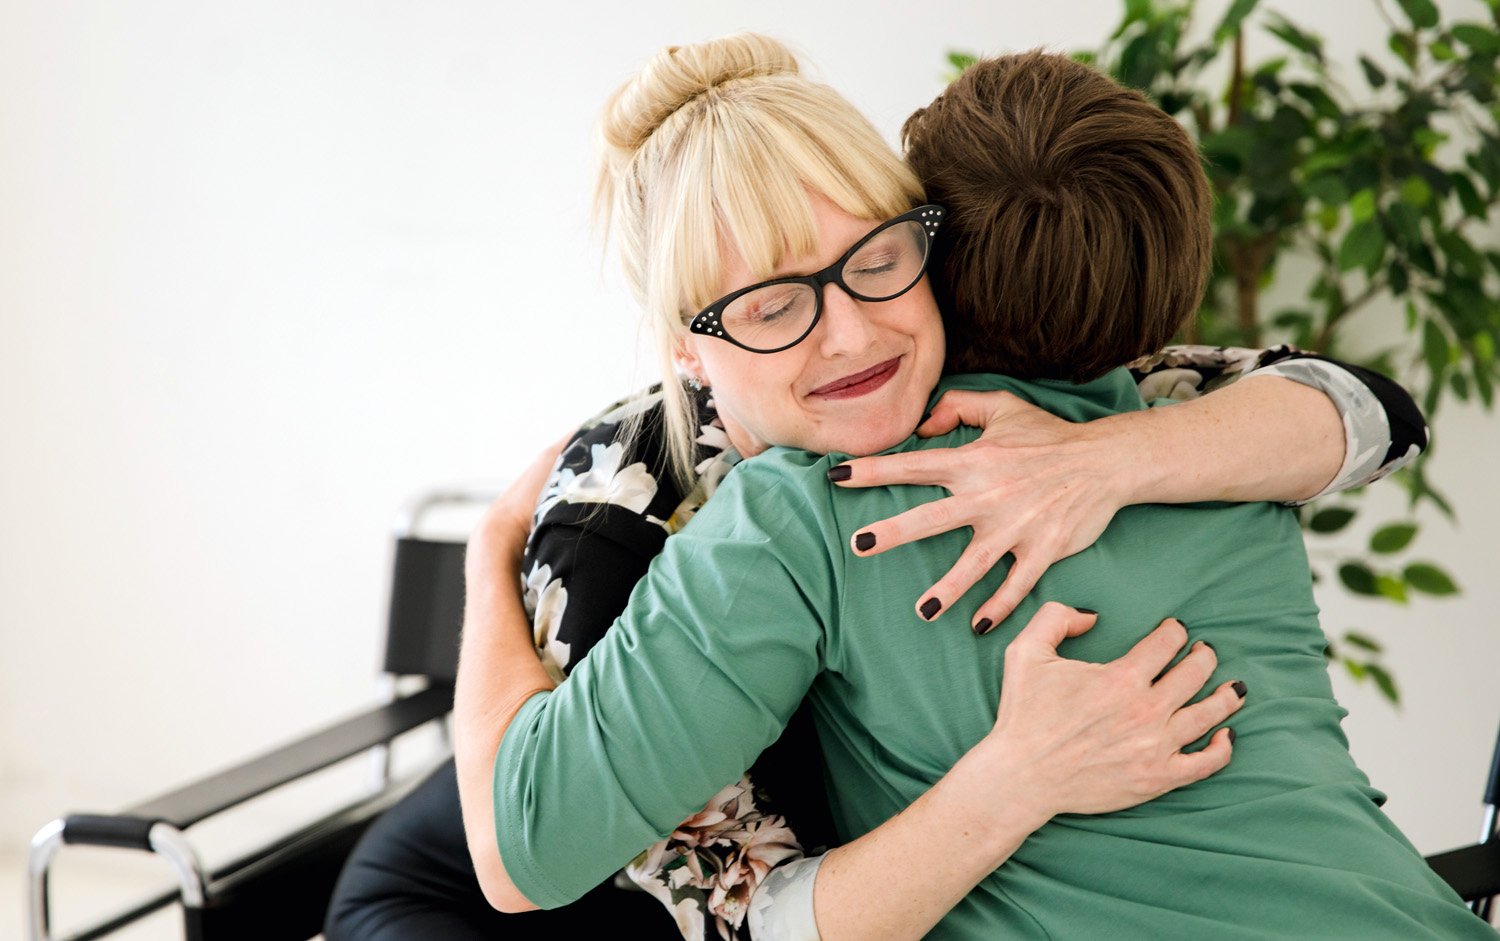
819, 421, 911, 458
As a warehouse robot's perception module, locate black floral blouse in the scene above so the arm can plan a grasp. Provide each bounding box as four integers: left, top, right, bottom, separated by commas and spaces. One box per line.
518, 345, 1427, 941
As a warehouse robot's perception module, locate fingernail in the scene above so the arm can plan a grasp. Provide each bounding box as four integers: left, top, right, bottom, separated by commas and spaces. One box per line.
920, 409, 933, 424
920, 597, 942, 620
827, 464, 852, 482
1077, 607, 1098, 616
854, 531, 876, 552
1200, 640, 1215, 653
1231, 680, 1247, 699
1227, 727, 1237, 745
973, 618, 994, 636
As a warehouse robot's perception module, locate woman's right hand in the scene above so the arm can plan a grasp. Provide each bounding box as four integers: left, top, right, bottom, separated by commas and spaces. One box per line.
985, 602, 1245, 825
467, 433, 573, 576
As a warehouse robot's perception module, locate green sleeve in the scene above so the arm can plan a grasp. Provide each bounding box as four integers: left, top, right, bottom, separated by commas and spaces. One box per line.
492, 454, 837, 909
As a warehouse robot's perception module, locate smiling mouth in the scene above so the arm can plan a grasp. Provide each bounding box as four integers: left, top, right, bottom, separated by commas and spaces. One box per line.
809, 357, 902, 400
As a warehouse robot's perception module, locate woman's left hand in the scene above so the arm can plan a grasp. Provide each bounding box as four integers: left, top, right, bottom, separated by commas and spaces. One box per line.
829, 389, 1131, 633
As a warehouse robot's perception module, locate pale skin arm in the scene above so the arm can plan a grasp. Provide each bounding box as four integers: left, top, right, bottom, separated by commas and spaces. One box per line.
453, 442, 561, 914
834, 375, 1343, 631
454, 445, 1246, 934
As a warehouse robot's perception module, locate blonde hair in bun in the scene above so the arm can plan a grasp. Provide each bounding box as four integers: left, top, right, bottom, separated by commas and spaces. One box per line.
595, 33, 924, 486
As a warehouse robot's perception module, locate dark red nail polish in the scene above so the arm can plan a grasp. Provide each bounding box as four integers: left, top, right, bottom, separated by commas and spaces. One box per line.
973, 618, 993, 636
1227, 727, 1237, 745
920, 597, 942, 620
827, 464, 852, 482
854, 532, 876, 552
1077, 607, 1098, 616
1232, 680, 1247, 699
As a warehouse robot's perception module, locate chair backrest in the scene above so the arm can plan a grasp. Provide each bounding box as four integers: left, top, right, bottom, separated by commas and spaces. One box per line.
382, 536, 468, 683
379, 485, 500, 684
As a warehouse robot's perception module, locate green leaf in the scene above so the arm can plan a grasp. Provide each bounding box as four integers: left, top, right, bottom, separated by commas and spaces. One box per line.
1339, 562, 1380, 595
1214, 0, 1260, 43
948, 51, 977, 74
1413, 128, 1448, 155
1304, 175, 1348, 206
1404, 562, 1459, 595
1390, 32, 1419, 67
1453, 23, 1500, 53
1423, 319, 1451, 378
1342, 657, 1368, 680
1265, 13, 1324, 61
1288, 82, 1341, 119
1390, 261, 1410, 294
1273, 309, 1313, 332
1430, 40, 1457, 62
1475, 331, 1496, 364
1385, 202, 1423, 248
1359, 55, 1387, 88
1450, 173, 1486, 218
1338, 220, 1385, 272
1474, 356, 1495, 407
1365, 663, 1401, 705
1370, 523, 1418, 553
1349, 188, 1377, 222
1309, 506, 1357, 533
1375, 573, 1410, 603
1451, 370, 1471, 400
1400, 175, 1432, 207
1437, 230, 1486, 277
1396, 0, 1440, 30
1343, 631, 1383, 653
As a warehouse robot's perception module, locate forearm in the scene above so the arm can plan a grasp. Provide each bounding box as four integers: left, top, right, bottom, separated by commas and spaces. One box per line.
811, 740, 1047, 941
453, 533, 556, 913
1108, 374, 1343, 505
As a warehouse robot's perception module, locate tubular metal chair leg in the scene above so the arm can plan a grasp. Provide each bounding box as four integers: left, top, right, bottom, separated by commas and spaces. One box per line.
27, 820, 66, 941
1474, 804, 1498, 921
28, 819, 207, 941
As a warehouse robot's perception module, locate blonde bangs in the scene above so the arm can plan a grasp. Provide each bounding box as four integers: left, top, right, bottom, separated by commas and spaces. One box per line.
649, 77, 924, 322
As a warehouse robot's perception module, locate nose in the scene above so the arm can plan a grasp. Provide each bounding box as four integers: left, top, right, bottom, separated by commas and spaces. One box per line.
815, 282, 876, 357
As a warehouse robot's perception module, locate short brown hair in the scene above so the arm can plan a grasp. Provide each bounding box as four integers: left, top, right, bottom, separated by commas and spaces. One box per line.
903, 51, 1211, 382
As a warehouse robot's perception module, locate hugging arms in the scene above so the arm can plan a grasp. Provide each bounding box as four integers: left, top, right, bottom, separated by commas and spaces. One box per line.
331, 37, 1478, 941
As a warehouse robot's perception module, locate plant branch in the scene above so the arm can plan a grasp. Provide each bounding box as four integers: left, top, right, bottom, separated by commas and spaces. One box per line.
1228, 29, 1245, 128
1314, 274, 1388, 351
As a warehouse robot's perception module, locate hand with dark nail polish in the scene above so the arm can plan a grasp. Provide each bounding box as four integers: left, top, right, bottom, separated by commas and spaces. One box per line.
919, 597, 942, 620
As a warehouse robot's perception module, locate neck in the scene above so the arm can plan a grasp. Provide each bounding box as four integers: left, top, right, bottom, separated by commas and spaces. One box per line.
720, 415, 766, 459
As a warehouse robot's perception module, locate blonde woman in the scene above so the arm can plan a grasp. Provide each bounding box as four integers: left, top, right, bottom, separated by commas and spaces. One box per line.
331, 36, 1431, 941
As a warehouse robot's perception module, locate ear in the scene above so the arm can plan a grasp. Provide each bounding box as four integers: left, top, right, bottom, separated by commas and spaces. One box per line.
672, 335, 707, 385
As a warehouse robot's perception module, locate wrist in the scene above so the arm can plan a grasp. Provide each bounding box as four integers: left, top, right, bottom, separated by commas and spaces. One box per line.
1082, 412, 1158, 509
467, 514, 529, 580
955, 733, 1055, 860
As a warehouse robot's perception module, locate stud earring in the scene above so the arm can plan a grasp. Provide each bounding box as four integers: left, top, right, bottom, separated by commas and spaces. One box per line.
687, 376, 705, 392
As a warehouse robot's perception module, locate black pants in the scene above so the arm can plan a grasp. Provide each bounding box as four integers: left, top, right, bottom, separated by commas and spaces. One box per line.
324, 758, 672, 939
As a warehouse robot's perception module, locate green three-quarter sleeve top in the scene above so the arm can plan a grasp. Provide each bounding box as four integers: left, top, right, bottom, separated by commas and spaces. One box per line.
496, 369, 1490, 939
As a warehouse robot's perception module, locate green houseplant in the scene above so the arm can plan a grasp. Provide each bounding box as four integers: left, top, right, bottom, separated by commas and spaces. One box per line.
953, 0, 1500, 704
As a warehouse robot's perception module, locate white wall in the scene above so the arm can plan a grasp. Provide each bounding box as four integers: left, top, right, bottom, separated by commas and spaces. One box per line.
2, 0, 1496, 889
